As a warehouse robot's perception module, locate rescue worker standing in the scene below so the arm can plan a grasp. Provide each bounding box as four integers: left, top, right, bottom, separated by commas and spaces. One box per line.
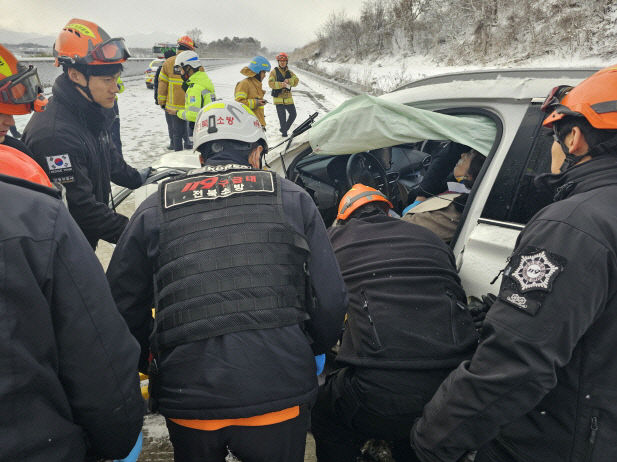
235, 56, 270, 127
154, 49, 177, 150
170, 50, 215, 123
268, 52, 298, 137
106, 100, 348, 462
411, 65, 617, 462
0, 44, 47, 156
0, 145, 144, 462
22, 18, 149, 249
158, 36, 195, 151
312, 184, 477, 462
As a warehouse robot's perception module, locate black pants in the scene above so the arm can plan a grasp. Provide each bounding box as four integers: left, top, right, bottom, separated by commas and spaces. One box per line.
276, 104, 297, 136
166, 406, 310, 462
311, 368, 421, 462
164, 111, 174, 145
170, 115, 190, 151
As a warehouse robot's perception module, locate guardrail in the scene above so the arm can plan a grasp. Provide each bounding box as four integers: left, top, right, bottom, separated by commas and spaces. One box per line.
21, 57, 242, 87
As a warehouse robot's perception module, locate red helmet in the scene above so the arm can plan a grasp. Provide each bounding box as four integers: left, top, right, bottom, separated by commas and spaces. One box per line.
0, 144, 52, 187
54, 18, 130, 67
0, 44, 47, 115
276, 52, 288, 61
337, 184, 392, 221
542, 64, 617, 130
177, 35, 195, 50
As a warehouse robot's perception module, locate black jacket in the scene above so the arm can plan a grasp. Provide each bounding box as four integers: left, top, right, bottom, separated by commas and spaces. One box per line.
328, 215, 477, 414
22, 73, 143, 248
106, 152, 348, 419
2, 133, 36, 157
412, 155, 617, 462
0, 174, 143, 462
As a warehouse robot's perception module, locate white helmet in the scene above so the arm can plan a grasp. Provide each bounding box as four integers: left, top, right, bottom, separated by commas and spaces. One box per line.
175, 50, 202, 69
194, 100, 268, 153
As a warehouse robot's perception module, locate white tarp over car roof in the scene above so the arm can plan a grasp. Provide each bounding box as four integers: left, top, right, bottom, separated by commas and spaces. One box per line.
308, 94, 497, 156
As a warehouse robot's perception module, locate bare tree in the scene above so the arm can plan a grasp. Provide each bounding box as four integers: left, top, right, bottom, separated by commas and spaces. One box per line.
186, 28, 203, 47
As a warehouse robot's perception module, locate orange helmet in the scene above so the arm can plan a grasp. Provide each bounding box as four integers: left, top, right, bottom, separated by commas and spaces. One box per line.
54, 18, 130, 67
0, 44, 47, 115
0, 144, 52, 187
542, 64, 617, 130
276, 52, 288, 61
177, 35, 195, 51
337, 184, 393, 221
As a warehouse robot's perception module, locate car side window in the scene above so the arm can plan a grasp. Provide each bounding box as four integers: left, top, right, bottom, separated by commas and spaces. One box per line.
482, 103, 553, 224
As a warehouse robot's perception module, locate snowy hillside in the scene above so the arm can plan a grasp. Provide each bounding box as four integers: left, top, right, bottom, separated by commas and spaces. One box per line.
291, 0, 617, 94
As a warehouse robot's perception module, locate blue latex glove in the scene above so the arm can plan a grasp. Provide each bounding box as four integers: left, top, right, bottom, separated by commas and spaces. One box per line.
315, 354, 326, 376
114, 431, 143, 462
402, 200, 422, 215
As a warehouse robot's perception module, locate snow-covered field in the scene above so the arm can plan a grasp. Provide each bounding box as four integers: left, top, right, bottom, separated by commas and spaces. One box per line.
13, 61, 349, 173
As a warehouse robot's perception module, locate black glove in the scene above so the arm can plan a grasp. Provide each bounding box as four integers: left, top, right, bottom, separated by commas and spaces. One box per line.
467, 293, 497, 332
138, 167, 152, 184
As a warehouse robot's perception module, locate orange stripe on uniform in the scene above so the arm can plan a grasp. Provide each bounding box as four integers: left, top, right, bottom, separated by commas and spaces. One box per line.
170, 406, 300, 431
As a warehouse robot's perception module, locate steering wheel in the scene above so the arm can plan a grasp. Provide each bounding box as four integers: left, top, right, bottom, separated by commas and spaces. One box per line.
345, 152, 390, 198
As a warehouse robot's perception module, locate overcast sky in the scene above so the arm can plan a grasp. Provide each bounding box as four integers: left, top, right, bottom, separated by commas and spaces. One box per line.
0, 0, 364, 50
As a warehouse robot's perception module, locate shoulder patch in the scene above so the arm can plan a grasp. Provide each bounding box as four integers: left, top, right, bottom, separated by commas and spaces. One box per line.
499, 247, 566, 316
45, 154, 74, 183
510, 250, 562, 293
163, 170, 274, 209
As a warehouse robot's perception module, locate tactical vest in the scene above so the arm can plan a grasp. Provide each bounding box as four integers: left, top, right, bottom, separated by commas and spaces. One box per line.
151, 164, 310, 352
271, 67, 292, 97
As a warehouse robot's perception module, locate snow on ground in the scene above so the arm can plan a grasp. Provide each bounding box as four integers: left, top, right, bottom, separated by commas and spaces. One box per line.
312, 53, 613, 94
13, 62, 350, 172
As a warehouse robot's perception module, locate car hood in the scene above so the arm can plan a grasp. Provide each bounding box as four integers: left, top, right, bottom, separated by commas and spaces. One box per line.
307, 94, 497, 156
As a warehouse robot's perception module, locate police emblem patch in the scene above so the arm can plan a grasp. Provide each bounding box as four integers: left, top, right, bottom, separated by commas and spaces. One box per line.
511, 250, 561, 293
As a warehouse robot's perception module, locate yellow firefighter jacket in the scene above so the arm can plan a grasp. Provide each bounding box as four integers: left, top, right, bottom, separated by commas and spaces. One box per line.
234, 67, 266, 127
268, 67, 299, 105
157, 54, 186, 111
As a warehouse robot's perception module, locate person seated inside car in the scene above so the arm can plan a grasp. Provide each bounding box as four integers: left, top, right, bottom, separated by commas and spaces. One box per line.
311, 184, 478, 462
402, 147, 484, 243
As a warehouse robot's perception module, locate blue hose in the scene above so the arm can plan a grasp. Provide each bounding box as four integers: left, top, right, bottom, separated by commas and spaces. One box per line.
113, 431, 143, 462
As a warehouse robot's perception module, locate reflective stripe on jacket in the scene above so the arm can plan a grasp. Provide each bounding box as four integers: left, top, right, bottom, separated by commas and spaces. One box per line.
268, 67, 298, 105
235, 67, 266, 127
177, 71, 216, 122
157, 55, 186, 111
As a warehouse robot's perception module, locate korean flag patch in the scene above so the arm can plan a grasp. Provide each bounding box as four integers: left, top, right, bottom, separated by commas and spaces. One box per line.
45, 154, 74, 183
499, 247, 566, 316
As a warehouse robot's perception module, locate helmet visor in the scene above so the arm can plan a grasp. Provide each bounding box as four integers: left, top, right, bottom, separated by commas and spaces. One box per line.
89, 37, 130, 64
0, 63, 43, 105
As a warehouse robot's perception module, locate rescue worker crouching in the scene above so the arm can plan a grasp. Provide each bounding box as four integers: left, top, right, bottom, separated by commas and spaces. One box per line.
311, 184, 477, 462
411, 65, 617, 462
268, 52, 299, 137
171, 50, 215, 130
106, 100, 348, 462
0, 44, 47, 156
22, 18, 150, 249
0, 144, 144, 462
235, 56, 270, 128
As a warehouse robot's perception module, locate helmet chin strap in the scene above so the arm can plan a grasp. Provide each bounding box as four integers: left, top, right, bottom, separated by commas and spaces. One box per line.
73, 72, 97, 106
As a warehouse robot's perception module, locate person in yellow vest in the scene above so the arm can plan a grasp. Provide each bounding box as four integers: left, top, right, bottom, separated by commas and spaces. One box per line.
158, 35, 195, 151
268, 52, 299, 137
235, 56, 270, 128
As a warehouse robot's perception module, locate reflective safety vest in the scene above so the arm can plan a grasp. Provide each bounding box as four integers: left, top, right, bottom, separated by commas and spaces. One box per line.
151, 164, 310, 352
268, 67, 298, 105
177, 71, 216, 123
